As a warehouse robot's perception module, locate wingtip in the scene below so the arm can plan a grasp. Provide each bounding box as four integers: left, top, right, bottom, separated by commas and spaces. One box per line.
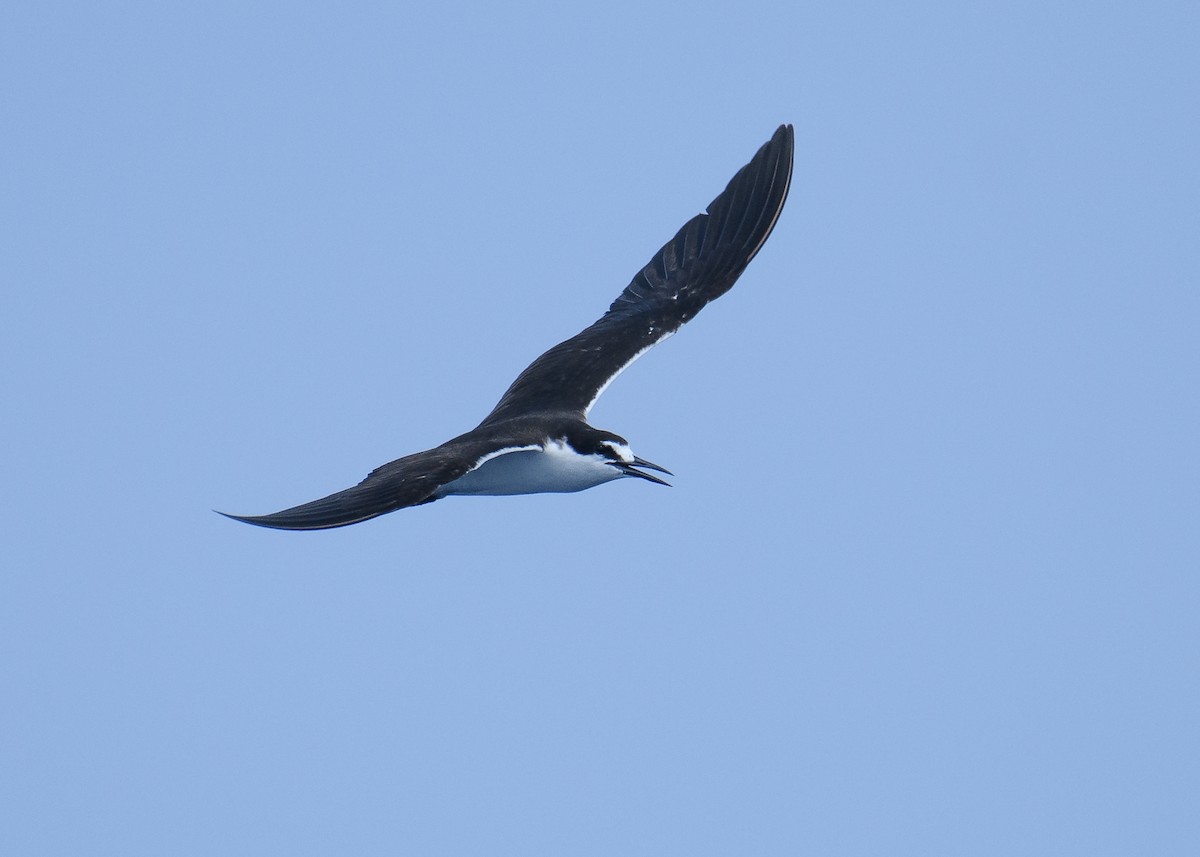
767, 123, 795, 166
214, 508, 277, 529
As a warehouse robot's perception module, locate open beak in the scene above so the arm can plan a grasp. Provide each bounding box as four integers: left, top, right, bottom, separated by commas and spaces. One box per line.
633, 456, 672, 476
613, 456, 673, 486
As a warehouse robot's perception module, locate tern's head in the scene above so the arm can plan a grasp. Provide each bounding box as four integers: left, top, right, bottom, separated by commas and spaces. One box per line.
572, 428, 673, 487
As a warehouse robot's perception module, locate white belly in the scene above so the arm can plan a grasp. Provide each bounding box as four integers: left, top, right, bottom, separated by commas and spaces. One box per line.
438, 441, 622, 497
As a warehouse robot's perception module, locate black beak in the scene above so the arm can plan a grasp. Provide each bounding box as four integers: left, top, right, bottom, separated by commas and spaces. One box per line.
633, 456, 672, 476
613, 456, 673, 486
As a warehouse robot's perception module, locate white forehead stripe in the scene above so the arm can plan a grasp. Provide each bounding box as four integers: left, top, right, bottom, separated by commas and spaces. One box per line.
600, 439, 635, 463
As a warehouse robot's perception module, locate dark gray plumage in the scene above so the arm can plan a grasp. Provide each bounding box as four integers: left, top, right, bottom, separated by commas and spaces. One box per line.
220, 124, 794, 530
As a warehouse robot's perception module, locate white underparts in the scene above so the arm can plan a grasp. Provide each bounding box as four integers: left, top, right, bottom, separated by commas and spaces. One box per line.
437, 440, 624, 497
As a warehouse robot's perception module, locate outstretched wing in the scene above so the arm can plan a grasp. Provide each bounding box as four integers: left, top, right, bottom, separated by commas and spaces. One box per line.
216, 444, 483, 530
479, 123, 794, 426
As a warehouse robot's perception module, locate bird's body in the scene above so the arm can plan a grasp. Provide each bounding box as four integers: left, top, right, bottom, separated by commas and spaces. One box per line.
437, 438, 635, 498
221, 125, 793, 530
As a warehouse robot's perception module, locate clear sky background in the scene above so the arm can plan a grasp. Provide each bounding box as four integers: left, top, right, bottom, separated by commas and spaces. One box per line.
3, 2, 1197, 854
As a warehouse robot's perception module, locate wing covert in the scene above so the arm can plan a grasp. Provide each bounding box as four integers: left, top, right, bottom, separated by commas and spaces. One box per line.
217, 446, 480, 530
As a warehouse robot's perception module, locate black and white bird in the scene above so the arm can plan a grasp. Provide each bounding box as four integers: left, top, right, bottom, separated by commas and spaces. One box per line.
220, 124, 793, 530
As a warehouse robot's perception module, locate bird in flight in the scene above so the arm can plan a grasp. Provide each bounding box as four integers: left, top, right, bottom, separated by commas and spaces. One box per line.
220, 124, 793, 530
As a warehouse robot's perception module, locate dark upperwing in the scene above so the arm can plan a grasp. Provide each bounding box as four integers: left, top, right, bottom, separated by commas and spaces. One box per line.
478, 123, 793, 426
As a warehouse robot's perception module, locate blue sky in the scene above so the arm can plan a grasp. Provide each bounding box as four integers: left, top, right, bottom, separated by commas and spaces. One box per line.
3, 1, 1197, 854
